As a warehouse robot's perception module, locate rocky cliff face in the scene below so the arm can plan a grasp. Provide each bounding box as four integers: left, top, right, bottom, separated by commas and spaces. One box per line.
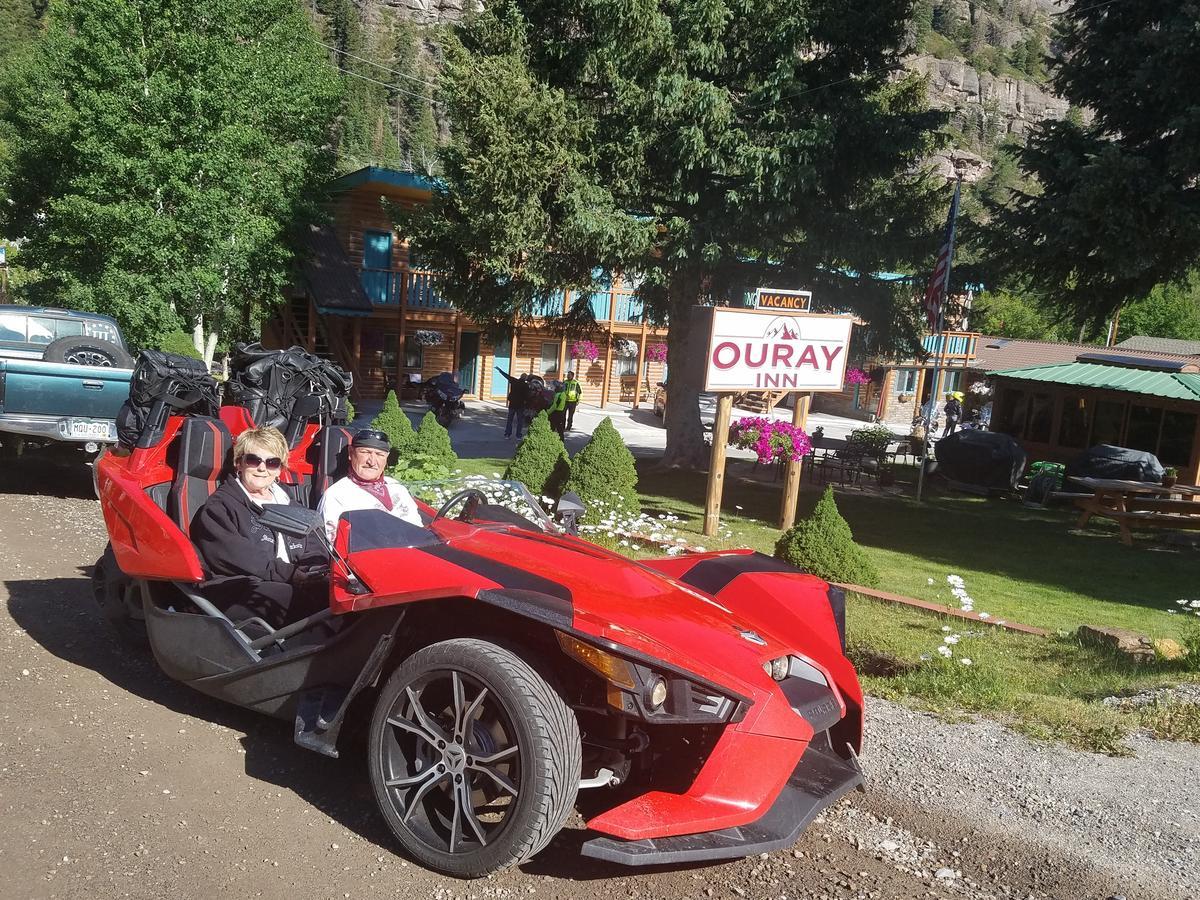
357, 0, 480, 27
910, 55, 1067, 139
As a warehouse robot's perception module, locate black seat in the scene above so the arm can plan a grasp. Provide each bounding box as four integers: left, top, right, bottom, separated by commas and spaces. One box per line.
167, 417, 233, 537
309, 425, 353, 509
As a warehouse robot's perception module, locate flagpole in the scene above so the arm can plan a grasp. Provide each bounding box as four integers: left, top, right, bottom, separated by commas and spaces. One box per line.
916, 173, 963, 504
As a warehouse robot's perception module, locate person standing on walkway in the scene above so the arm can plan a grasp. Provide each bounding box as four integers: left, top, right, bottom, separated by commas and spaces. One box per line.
547, 383, 568, 438
942, 393, 962, 438
563, 371, 582, 431
497, 368, 528, 439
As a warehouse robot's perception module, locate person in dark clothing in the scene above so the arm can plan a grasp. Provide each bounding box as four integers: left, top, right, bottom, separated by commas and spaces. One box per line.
192, 426, 329, 629
942, 394, 963, 438
497, 368, 529, 439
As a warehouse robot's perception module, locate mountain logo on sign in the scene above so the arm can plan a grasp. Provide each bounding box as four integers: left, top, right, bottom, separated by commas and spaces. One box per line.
764, 317, 799, 341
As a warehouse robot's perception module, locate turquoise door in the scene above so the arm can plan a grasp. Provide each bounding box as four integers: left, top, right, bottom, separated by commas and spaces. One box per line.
361, 230, 393, 304
491, 335, 512, 399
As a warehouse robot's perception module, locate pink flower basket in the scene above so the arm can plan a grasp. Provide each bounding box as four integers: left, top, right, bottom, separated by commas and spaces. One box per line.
728, 417, 812, 464
571, 339, 600, 363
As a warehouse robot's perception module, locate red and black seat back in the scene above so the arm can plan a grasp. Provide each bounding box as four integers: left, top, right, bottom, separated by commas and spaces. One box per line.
310, 426, 353, 508
167, 418, 233, 537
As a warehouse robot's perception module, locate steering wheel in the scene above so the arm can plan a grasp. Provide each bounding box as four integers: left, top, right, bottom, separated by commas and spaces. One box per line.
432, 488, 490, 525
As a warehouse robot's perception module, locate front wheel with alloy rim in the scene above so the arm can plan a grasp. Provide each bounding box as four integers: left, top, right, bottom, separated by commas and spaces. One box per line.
368, 638, 581, 877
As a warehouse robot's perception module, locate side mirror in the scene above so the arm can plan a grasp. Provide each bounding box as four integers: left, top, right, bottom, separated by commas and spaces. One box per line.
556, 492, 586, 537
259, 504, 323, 538
656, 381, 666, 388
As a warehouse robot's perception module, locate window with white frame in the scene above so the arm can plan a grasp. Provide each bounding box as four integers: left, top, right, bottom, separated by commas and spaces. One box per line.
540, 341, 560, 377
898, 368, 919, 393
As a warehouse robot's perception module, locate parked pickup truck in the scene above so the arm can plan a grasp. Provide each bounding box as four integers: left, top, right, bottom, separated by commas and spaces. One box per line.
0, 305, 135, 459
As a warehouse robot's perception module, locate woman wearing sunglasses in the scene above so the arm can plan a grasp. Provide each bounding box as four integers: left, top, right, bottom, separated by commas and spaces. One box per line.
192, 426, 330, 631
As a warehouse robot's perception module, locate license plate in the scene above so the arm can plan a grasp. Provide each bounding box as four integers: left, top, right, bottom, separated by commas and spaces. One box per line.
68, 419, 116, 441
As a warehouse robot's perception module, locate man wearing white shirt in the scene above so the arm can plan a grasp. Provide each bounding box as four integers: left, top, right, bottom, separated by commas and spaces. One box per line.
318, 429, 424, 541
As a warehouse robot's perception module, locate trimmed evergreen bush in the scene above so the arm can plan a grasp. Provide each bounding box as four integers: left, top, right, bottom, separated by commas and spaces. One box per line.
414, 410, 458, 466
774, 486, 879, 587
505, 411, 571, 500
563, 417, 640, 523
370, 390, 416, 455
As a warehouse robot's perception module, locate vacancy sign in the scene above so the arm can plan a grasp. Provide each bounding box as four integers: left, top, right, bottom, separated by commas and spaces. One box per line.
754, 288, 812, 311
701, 306, 853, 392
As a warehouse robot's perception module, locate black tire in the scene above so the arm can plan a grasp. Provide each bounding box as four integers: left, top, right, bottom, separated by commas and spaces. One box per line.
436, 408, 453, 428
368, 638, 581, 877
92, 545, 148, 647
43, 335, 134, 369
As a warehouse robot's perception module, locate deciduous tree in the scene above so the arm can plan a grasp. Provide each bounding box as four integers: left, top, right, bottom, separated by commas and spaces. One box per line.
0, 0, 340, 359
396, 0, 946, 467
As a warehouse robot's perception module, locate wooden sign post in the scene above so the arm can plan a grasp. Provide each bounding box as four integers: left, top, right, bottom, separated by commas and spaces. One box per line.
703, 394, 734, 537
778, 392, 812, 530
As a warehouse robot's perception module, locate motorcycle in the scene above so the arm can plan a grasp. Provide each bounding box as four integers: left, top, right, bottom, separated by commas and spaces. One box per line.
422, 371, 466, 427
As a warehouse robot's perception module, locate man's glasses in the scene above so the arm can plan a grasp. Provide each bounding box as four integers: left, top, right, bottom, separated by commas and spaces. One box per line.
242, 453, 283, 471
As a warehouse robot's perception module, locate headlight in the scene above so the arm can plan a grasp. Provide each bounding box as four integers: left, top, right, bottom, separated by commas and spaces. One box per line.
763, 655, 789, 681
556, 630, 742, 724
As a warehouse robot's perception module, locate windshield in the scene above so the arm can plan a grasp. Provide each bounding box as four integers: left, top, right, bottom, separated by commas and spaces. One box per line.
403, 477, 563, 534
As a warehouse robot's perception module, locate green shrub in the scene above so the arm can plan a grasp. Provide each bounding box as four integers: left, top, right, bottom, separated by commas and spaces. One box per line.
390, 452, 454, 483
563, 417, 639, 523
155, 330, 203, 360
774, 486, 880, 586
414, 410, 457, 467
344, 397, 356, 424
505, 411, 571, 500
846, 424, 894, 457
371, 391, 416, 456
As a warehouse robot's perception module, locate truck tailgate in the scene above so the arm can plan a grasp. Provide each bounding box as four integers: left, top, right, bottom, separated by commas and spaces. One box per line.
0, 359, 132, 418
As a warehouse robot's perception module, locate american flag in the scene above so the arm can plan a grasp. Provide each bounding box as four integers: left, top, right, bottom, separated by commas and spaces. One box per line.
923, 179, 962, 331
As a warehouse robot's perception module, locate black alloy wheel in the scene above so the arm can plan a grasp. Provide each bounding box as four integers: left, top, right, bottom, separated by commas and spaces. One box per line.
368, 639, 581, 877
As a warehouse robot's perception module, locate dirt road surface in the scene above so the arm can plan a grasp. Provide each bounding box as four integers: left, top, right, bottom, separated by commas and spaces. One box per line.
0, 466, 1192, 900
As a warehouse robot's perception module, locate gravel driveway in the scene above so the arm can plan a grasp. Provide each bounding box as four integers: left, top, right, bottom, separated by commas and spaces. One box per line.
0, 465, 1195, 900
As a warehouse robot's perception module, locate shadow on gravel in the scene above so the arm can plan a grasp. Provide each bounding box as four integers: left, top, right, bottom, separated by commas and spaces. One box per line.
5, 571, 398, 854
0, 456, 96, 499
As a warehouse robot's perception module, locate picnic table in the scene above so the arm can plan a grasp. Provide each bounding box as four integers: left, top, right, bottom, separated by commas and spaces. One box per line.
1070, 476, 1200, 545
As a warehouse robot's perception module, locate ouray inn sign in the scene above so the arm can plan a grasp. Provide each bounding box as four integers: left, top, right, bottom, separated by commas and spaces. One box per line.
699, 306, 854, 393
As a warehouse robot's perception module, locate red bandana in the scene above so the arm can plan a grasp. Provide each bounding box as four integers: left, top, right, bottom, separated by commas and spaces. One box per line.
349, 471, 393, 511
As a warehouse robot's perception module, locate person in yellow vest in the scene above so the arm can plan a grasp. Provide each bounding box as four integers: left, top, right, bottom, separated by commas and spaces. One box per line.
563, 371, 582, 431
548, 384, 568, 438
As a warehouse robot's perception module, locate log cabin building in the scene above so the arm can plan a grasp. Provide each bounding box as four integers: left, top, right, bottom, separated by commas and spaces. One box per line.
265, 166, 668, 407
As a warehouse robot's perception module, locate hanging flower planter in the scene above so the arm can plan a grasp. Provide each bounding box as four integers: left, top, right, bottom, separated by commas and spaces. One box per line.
571, 339, 600, 362
646, 343, 668, 364
613, 338, 638, 358
846, 367, 871, 385
729, 417, 812, 465
411, 329, 444, 347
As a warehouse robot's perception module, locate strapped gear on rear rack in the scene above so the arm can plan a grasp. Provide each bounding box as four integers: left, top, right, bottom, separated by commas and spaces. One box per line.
224, 343, 353, 446
116, 350, 222, 449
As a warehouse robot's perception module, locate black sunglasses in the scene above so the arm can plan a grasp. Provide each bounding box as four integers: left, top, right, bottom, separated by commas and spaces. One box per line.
242, 452, 283, 471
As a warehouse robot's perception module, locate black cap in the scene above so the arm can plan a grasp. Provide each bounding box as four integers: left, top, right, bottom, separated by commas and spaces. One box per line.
352, 429, 391, 451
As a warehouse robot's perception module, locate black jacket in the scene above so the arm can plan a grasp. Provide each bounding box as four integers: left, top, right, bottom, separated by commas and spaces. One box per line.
497, 369, 527, 410
192, 478, 327, 584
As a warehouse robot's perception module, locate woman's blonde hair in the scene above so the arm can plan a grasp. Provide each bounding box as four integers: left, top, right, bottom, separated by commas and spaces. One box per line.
233, 426, 289, 465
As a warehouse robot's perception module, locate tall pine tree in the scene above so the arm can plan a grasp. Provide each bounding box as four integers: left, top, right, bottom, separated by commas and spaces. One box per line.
983, 1, 1200, 331
396, 0, 945, 467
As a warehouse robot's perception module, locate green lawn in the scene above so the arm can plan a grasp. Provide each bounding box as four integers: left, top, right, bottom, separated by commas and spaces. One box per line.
631, 459, 1196, 641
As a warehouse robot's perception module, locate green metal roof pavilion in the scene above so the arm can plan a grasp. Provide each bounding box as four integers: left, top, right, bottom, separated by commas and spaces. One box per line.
990, 361, 1200, 403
